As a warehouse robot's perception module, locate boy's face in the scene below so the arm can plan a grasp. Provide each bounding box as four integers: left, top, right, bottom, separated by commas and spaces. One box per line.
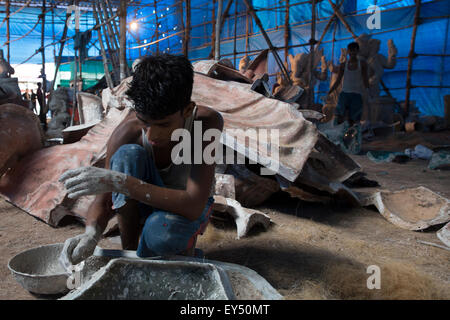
136, 102, 195, 148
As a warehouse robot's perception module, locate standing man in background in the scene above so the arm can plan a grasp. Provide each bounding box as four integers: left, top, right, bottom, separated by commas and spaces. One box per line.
36, 82, 47, 130
327, 42, 369, 153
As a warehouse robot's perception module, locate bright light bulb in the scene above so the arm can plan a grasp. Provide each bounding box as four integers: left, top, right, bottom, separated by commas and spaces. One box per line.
130, 22, 138, 31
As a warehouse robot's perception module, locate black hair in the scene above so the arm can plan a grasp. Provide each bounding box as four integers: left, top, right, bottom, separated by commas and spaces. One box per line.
126, 53, 194, 120
347, 42, 359, 51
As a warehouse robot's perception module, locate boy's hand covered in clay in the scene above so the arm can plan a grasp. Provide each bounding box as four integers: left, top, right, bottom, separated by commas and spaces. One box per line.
59, 225, 102, 271
59, 166, 129, 199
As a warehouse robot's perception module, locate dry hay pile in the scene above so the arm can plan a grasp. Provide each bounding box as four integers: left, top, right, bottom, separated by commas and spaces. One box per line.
199, 223, 450, 300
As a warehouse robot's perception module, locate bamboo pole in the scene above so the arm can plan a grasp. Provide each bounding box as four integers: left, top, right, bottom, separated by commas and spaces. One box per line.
245, 6, 249, 53
51, 3, 56, 64
327, 0, 357, 39
331, 17, 337, 61
309, 0, 317, 107
211, 0, 216, 58
41, 0, 47, 129
93, 3, 114, 89
106, 0, 121, 41
18, 5, 120, 66
154, 0, 159, 53
183, 0, 191, 56
95, 0, 120, 83
315, 0, 344, 48
439, 15, 449, 89
242, 0, 291, 83
6, 0, 10, 64
119, 0, 127, 81
215, 0, 223, 60
71, 0, 79, 126
405, 0, 422, 117
107, 0, 128, 77
233, 0, 238, 66
96, 1, 114, 55
51, 1, 73, 92
284, 0, 289, 64
100, 0, 120, 53
209, 0, 233, 59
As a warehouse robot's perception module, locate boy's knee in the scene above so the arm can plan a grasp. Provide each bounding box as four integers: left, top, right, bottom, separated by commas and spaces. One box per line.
111, 144, 147, 163
110, 144, 149, 171
140, 212, 191, 256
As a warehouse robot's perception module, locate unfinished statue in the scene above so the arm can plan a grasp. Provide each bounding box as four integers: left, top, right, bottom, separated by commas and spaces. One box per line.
239, 55, 251, 74
0, 49, 21, 102
287, 48, 327, 109
47, 86, 72, 138
322, 48, 347, 122
357, 34, 398, 123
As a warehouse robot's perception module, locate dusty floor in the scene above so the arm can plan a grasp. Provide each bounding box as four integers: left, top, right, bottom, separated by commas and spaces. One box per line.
0, 150, 449, 300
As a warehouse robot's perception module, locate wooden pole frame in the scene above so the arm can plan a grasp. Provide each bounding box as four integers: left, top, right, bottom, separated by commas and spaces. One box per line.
106, 0, 121, 41
404, 0, 422, 117
245, 6, 249, 53
51, 0, 73, 92
71, 0, 79, 126
284, 0, 290, 64
327, 0, 357, 39
242, 0, 291, 83
41, 0, 47, 125
6, 0, 10, 64
183, 0, 191, 57
99, 0, 120, 55
119, 0, 127, 81
211, 0, 216, 58
215, 0, 223, 60
93, 3, 114, 89
233, 0, 238, 66
95, 0, 120, 82
309, 0, 317, 107
154, 0, 159, 53
316, 0, 343, 48
209, 0, 233, 59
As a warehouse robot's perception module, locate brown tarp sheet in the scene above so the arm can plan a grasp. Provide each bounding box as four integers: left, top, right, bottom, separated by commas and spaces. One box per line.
0, 108, 130, 225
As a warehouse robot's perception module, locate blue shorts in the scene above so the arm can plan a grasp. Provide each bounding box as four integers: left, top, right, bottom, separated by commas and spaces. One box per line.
110, 144, 214, 258
335, 92, 363, 122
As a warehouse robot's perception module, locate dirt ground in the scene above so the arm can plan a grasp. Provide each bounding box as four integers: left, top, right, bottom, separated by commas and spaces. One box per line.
1, 133, 449, 300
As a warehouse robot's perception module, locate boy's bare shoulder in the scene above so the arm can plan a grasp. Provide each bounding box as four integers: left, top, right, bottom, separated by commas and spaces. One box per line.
195, 105, 223, 131
109, 111, 143, 145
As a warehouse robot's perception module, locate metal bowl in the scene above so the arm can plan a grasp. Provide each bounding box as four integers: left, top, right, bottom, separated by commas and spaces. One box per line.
8, 243, 70, 295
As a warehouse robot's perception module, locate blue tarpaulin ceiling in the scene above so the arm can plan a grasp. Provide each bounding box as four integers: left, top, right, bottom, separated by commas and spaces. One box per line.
0, 0, 448, 116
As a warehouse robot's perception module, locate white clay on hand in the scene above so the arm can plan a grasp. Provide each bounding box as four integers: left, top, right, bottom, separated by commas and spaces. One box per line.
59, 225, 102, 272
59, 166, 129, 199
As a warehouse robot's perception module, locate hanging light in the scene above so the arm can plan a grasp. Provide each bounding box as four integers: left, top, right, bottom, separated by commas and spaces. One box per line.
130, 21, 139, 31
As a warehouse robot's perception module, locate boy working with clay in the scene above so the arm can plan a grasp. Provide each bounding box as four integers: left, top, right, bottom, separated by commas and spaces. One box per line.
58, 54, 223, 269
